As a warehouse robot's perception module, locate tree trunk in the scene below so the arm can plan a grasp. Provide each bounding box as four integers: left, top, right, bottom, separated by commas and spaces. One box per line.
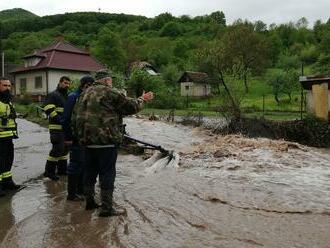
218, 72, 241, 118
216, 83, 221, 95
243, 73, 249, 93
275, 93, 279, 104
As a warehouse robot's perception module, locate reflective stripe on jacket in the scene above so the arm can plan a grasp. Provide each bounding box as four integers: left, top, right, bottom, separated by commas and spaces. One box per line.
0, 101, 17, 139
43, 88, 67, 131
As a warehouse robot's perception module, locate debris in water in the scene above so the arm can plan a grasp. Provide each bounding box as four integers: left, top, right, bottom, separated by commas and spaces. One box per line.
140, 151, 180, 173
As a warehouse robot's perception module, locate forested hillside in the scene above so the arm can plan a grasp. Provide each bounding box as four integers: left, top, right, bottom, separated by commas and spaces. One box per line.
0, 8, 38, 22
1, 8, 330, 112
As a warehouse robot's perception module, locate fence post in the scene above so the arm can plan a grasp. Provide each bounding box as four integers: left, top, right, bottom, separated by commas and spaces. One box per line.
300, 88, 303, 120
262, 94, 265, 118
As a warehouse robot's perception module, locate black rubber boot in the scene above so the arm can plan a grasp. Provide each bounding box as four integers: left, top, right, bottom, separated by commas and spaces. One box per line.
44, 161, 59, 181
67, 174, 84, 201
76, 172, 84, 196
3, 177, 21, 190
57, 160, 67, 175
99, 190, 125, 217
85, 187, 99, 210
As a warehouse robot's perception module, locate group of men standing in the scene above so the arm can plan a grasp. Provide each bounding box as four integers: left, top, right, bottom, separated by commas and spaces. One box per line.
0, 71, 153, 217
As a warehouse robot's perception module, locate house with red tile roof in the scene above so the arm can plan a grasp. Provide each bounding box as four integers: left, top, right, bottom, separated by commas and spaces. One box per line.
10, 40, 106, 96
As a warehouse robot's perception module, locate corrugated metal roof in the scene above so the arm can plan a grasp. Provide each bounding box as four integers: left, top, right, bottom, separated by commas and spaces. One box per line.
299, 76, 330, 90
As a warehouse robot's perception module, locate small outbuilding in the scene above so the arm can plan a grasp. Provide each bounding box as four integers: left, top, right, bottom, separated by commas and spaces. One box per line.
129, 61, 159, 76
10, 40, 106, 98
178, 71, 211, 97
300, 76, 330, 121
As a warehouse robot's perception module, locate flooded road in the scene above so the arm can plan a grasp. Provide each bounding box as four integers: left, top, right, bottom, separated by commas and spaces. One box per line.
1, 117, 330, 247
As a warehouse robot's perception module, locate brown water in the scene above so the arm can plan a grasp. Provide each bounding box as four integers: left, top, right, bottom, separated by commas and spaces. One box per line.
1, 118, 330, 247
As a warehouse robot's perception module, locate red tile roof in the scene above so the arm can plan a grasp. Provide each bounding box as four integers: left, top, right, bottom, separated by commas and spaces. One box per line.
11, 41, 106, 73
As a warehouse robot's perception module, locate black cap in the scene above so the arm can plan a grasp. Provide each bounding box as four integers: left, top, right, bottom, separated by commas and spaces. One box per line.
80, 75, 94, 87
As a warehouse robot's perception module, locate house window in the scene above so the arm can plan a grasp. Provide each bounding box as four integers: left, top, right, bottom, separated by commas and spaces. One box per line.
185, 85, 189, 90
35, 76, 42, 89
20, 78, 27, 92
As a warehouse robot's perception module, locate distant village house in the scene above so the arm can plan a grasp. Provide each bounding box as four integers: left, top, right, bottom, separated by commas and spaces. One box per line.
300, 76, 330, 121
178, 71, 211, 97
10, 41, 106, 98
129, 61, 159, 76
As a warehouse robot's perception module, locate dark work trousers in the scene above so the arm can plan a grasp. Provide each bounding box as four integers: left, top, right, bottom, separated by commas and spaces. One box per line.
45, 130, 68, 175
0, 139, 14, 181
67, 145, 85, 175
84, 147, 118, 192
48, 131, 68, 161
67, 145, 85, 194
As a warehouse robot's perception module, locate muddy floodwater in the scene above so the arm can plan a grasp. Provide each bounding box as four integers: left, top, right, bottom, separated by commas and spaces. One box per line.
1, 117, 330, 248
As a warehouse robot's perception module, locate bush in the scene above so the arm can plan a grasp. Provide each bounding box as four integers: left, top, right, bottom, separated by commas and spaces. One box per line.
14, 92, 33, 105
148, 89, 184, 109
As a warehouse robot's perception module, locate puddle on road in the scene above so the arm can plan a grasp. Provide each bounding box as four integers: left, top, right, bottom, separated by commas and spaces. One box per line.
1, 117, 330, 247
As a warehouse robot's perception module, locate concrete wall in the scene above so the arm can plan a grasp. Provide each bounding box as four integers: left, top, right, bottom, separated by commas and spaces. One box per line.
312, 83, 329, 120
306, 91, 314, 114
306, 86, 330, 121
180, 82, 211, 96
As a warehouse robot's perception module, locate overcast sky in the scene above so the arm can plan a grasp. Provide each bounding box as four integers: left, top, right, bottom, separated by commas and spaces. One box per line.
0, 0, 329, 26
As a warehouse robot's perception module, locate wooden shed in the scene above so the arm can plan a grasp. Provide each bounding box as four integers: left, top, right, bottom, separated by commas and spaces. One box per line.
178, 71, 211, 97
300, 76, 330, 121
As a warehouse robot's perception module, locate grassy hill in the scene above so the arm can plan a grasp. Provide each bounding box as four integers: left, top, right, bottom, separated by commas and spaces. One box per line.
0, 8, 38, 22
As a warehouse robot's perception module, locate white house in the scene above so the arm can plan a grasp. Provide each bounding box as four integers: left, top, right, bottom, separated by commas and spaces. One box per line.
10, 40, 106, 99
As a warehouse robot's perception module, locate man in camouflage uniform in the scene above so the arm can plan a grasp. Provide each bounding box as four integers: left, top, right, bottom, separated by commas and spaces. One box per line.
43, 76, 70, 180
72, 70, 154, 217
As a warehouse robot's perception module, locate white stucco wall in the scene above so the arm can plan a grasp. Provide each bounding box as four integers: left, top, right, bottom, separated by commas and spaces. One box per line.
15, 70, 89, 95
47, 70, 86, 93
15, 71, 47, 95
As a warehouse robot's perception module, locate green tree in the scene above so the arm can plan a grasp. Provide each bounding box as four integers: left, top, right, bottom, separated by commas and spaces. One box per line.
222, 23, 269, 92
160, 22, 183, 37
209, 11, 226, 26
91, 27, 126, 71
267, 69, 300, 103
196, 40, 241, 117
150, 12, 175, 30
127, 69, 163, 97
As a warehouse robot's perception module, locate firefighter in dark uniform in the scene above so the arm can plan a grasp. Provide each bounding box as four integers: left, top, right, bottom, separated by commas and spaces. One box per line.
0, 77, 20, 196
43, 76, 70, 181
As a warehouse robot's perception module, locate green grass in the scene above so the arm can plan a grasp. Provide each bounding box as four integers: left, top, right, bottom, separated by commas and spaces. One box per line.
14, 72, 306, 123
14, 103, 48, 127
143, 72, 306, 121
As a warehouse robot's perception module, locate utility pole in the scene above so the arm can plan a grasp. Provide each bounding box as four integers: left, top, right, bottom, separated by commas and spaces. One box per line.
0, 21, 4, 77
1, 52, 4, 77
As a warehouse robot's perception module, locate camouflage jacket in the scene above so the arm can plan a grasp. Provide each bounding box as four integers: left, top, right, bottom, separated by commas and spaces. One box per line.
72, 82, 144, 146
